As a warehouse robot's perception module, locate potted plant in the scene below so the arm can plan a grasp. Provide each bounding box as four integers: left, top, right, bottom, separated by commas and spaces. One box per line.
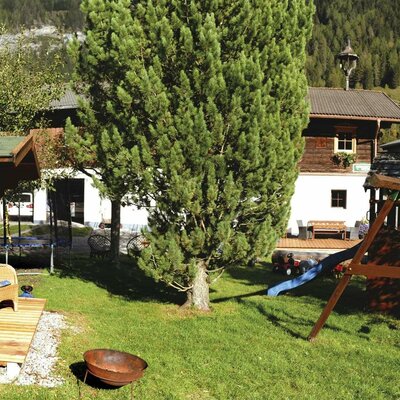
331, 152, 357, 168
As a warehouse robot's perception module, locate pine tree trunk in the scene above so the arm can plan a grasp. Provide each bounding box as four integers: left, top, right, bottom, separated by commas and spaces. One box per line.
183, 260, 210, 311
110, 199, 121, 263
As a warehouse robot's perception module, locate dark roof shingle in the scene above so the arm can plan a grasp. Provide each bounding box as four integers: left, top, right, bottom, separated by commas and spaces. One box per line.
49, 87, 400, 123
49, 89, 78, 110
308, 87, 400, 121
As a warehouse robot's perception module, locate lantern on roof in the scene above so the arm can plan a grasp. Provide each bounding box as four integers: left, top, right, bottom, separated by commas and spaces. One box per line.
337, 39, 359, 90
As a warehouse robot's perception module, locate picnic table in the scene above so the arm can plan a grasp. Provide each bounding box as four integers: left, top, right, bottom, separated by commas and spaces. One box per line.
307, 220, 347, 240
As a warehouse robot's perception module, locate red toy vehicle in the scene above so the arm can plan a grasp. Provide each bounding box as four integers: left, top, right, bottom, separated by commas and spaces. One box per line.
272, 253, 304, 276
332, 263, 346, 279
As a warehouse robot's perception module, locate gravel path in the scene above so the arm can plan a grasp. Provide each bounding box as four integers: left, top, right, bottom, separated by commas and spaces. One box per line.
0, 311, 67, 387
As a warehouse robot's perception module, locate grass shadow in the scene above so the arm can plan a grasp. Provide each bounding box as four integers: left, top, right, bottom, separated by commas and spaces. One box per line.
1, 250, 53, 269
220, 262, 368, 317
286, 274, 368, 315
255, 303, 307, 340
224, 261, 273, 286
56, 254, 185, 306
70, 362, 133, 399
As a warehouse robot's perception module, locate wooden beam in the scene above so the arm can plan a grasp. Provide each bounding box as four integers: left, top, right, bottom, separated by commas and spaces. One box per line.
308, 275, 352, 342
11, 133, 34, 167
346, 264, 400, 279
308, 192, 398, 341
366, 174, 400, 191
310, 114, 400, 123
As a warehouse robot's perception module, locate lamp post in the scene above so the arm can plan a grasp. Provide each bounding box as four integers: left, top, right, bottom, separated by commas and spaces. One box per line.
337, 39, 359, 90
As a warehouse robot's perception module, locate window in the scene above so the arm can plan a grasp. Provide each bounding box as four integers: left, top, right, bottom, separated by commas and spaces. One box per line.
331, 190, 347, 208
334, 132, 357, 153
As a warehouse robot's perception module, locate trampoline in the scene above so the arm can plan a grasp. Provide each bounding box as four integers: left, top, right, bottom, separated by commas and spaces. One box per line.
1, 182, 74, 272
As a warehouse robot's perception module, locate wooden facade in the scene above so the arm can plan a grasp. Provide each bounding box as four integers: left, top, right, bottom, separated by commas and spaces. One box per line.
303, 88, 400, 176
284, 88, 400, 238
299, 136, 372, 173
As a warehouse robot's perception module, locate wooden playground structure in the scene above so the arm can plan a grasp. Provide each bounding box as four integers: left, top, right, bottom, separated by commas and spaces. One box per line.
309, 174, 400, 340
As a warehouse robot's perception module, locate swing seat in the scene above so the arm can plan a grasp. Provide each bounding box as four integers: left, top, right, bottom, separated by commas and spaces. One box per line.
87, 234, 111, 259
0, 264, 19, 312
126, 233, 150, 257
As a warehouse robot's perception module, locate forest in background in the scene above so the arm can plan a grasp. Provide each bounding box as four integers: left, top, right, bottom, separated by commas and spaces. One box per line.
0, 0, 83, 30
0, 0, 400, 92
307, 0, 400, 90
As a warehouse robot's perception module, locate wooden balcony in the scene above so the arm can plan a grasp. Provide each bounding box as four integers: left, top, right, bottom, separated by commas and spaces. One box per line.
277, 237, 362, 251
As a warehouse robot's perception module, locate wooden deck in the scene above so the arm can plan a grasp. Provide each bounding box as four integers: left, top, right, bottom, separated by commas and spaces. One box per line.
277, 237, 362, 250
0, 298, 46, 365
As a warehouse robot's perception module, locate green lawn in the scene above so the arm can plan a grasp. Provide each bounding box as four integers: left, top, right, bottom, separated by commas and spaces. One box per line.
26, 224, 93, 237
1, 256, 399, 400
379, 86, 400, 102
0, 224, 31, 236
0, 224, 92, 237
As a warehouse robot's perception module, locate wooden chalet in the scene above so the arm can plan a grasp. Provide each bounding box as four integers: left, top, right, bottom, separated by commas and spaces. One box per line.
303, 87, 400, 172
287, 87, 400, 237
7, 87, 400, 237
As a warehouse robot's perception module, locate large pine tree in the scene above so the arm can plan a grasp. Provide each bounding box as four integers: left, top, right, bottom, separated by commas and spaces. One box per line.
67, 0, 313, 308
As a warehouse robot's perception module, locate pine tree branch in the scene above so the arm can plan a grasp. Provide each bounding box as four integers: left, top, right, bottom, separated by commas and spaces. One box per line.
200, 219, 208, 236
208, 268, 225, 285
168, 281, 192, 292
206, 266, 224, 273
150, 255, 191, 292
76, 167, 94, 178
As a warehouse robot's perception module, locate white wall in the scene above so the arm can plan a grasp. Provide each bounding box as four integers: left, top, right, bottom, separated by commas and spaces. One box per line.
30, 170, 370, 235
288, 173, 370, 235
33, 188, 47, 223
32, 170, 148, 231
81, 173, 148, 230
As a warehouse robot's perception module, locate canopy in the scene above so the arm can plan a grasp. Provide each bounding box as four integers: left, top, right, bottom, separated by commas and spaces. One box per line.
0, 133, 40, 196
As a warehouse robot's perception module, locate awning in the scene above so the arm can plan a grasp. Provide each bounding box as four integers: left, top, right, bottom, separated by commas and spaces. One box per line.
0, 133, 40, 196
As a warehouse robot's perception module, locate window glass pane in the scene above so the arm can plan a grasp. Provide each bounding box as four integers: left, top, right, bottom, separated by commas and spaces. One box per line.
331, 190, 347, 209
337, 133, 354, 152
18, 194, 32, 202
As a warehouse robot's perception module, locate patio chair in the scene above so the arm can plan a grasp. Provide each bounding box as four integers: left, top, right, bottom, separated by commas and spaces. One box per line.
126, 233, 150, 257
297, 220, 312, 240
0, 264, 19, 311
346, 220, 361, 240
87, 234, 111, 259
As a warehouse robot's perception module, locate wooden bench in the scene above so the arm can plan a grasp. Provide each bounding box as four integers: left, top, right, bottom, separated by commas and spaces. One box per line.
308, 220, 347, 240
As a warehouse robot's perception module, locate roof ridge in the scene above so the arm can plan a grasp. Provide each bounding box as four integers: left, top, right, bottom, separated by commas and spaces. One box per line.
309, 86, 385, 94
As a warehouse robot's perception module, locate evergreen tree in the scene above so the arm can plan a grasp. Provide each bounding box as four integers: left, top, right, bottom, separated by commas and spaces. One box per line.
307, 0, 400, 89
139, 0, 313, 310
66, 0, 314, 309
0, 28, 63, 133
65, 0, 145, 260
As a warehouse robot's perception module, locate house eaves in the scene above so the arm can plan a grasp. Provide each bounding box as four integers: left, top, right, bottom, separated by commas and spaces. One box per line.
308, 87, 400, 123
0, 133, 40, 196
